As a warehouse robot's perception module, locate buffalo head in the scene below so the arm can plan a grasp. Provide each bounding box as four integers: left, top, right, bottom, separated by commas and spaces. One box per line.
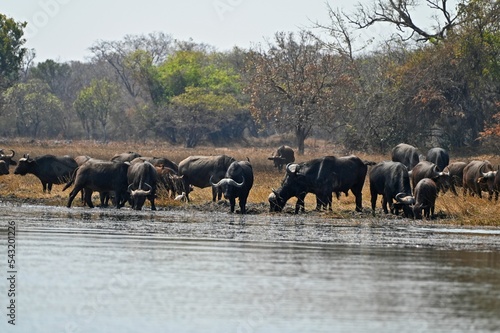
210, 176, 244, 200
128, 182, 152, 210
0, 149, 16, 166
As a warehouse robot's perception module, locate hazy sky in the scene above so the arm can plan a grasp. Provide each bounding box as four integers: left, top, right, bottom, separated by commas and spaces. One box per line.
2, 0, 452, 63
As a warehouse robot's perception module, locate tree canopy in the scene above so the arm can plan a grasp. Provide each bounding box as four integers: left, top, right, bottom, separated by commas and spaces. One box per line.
2, 1, 500, 152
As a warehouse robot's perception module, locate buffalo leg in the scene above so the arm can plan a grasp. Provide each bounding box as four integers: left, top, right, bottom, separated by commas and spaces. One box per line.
370, 191, 378, 214
383, 196, 390, 214
326, 192, 332, 211
353, 189, 363, 212
67, 186, 83, 208
47, 183, 53, 194
239, 197, 247, 214
99, 192, 109, 208
229, 197, 236, 213
295, 194, 306, 214
84, 189, 94, 208
212, 186, 223, 202
182, 178, 191, 202
149, 195, 156, 211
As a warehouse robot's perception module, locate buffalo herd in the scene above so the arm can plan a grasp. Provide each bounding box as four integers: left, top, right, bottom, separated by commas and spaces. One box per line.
1, 143, 499, 218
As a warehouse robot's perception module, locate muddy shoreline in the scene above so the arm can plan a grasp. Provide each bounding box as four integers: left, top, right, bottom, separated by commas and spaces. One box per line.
1, 197, 499, 252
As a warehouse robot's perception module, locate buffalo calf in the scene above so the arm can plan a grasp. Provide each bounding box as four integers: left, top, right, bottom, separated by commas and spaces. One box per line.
413, 178, 438, 219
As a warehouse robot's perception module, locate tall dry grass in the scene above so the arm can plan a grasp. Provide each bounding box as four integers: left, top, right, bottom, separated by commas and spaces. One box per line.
1, 139, 499, 226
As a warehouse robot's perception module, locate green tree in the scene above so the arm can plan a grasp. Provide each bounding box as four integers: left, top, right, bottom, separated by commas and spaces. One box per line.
3, 79, 63, 138
171, 87, 242, 147
0, 14, 27, 89
154, 49, 246, 147
73, 79, 119, 141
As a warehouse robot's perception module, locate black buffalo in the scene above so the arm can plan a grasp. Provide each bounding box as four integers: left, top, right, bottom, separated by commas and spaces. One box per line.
413, 178, 438, 219
178, 155, 236, 202
111, 151, 141, 163
72, 156, 113, 206
409, 161, 449, 193
391, 143, 420, 170
426, 147, 449, 171
369, 161, 415, 217
0, 160, 9, 175
269, 155, 368, 214
0, 149, 16, 166
268, 145, 295, 171
477, 166, 500, 201
211, 160, 254, 214
442, 161, 468, 196
127, 161, 158, 210
14, 154, 78, 193
463, 160, 496, 200
65, 161, 130, 208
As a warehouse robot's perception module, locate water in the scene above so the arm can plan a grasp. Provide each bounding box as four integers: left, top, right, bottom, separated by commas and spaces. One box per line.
0, 204, 499, 333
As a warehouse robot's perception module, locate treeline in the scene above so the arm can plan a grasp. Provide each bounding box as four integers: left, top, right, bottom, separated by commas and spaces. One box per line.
1, 0, 500, 154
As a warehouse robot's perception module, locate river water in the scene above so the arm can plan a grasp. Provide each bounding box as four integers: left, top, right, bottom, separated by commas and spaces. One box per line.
0, 203, 499, 333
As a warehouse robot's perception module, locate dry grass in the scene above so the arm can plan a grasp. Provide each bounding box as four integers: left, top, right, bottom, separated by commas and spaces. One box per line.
1, 138, 499, 226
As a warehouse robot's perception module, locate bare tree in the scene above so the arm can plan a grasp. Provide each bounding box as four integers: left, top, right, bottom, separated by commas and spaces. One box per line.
348, 0, 462, 43
246, 31, 351, 154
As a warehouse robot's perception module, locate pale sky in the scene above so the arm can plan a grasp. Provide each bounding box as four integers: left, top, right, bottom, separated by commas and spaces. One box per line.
2, 0, 457, 63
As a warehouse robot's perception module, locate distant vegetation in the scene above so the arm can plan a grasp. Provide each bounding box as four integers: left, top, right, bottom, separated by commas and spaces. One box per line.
1, 1, 500, 155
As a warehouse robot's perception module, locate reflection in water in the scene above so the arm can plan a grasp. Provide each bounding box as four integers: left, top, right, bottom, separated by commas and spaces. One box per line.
1, 231, 498, 333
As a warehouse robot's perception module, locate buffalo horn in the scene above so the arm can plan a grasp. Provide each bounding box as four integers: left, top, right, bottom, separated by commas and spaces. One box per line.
211, 177, 244, 188
286, 163, 299, 174
131, 182, 152, 196
481, 171, 497, 179
395, 192, 415, 205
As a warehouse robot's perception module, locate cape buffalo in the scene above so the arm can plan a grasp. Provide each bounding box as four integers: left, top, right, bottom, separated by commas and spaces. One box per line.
269, 155, 368, 214
0, 160, 9, 175
391, 143, 420, 171
211, 160, 254, 214
14, 154, 78, 193
65, 161, 130, 208
426, 147, 449, 171
127, 161, 158, 210
463, 160, 496, 199
72, 156, 113, 206
409, 161, 449, 194
369, 161, 414, 217
178, 155, 236, 202
268, 145, 295, 171
413, 178, 438, 219
0, 149, 16, 166
475, 164, 500, 201
442, 161, 468, 196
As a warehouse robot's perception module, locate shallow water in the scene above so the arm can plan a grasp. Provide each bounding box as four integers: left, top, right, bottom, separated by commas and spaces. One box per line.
0, 204, 499, 333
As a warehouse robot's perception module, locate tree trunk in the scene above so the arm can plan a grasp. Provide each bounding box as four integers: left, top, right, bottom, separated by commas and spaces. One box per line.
296, 128, 306, 155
